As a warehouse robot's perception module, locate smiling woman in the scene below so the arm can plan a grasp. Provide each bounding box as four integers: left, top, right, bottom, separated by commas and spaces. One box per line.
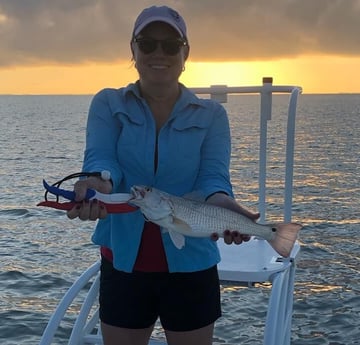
58, 5, 253, 345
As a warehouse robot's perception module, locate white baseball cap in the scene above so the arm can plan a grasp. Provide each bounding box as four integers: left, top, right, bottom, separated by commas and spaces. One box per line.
132, 6, 188, 41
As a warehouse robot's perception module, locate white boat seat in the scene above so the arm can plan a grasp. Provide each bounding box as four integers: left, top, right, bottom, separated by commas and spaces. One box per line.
218, 238, 300, 283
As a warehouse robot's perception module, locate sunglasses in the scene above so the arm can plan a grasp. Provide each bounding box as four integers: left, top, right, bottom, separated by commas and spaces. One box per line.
133, 37, 187, 56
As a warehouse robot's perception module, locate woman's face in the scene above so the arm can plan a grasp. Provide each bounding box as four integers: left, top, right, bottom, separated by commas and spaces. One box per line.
131, 21, 189, 86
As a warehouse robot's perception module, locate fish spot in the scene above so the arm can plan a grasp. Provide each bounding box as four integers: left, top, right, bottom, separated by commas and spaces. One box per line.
272, 227, 277, 232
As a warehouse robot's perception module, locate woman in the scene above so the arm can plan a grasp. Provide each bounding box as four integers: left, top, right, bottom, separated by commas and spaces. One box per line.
67, 6, 258, 345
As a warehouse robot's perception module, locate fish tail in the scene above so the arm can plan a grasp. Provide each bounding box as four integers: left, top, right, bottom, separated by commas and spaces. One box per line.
267, 223, 302, 257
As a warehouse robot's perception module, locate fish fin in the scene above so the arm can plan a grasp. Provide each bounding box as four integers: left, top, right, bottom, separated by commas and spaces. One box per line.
172, 217, 193, 233
168, 230, 185, 249
267, 223, 302, 257
168, 217, 194, 249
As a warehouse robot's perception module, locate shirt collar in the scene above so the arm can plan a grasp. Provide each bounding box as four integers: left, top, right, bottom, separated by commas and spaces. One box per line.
123, 81, 205, 109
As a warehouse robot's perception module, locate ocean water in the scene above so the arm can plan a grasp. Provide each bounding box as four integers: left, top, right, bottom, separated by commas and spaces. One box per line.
0, 93, 359, 345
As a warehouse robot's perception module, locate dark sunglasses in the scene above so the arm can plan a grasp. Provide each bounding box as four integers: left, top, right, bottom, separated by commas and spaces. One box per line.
133, 37, 187, 56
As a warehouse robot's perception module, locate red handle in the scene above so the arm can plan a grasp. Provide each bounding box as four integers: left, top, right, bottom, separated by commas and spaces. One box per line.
37, 201, 138, 213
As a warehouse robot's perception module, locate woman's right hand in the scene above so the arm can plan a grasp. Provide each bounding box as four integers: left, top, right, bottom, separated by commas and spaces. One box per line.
66, 177, 112, 221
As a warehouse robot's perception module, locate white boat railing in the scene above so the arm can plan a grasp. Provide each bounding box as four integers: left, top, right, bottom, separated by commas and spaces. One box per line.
39, 77, 302, 345
191, 77, 302, 223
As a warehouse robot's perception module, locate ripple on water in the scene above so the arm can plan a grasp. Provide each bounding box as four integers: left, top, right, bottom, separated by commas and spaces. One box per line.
0, 208, 31, 219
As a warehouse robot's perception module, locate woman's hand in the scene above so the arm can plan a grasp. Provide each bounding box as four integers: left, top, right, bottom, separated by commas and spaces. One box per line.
66, 177, 112, 221
206, 192, 260, 245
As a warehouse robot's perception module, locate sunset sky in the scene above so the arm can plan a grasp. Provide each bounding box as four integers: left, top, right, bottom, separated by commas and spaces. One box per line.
1, 0, 360, 95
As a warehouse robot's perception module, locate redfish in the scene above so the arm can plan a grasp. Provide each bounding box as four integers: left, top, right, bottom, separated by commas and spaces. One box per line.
130, 186, 301, 258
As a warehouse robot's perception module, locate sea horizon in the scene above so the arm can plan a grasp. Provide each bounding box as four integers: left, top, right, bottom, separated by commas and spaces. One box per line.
1, 91, 360, 96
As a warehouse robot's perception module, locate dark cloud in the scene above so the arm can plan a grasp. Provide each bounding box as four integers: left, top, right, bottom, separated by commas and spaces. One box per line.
0, 0, 359, 67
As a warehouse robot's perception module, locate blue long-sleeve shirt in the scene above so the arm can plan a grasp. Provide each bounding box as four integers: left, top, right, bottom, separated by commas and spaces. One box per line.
83, 82, 233, 273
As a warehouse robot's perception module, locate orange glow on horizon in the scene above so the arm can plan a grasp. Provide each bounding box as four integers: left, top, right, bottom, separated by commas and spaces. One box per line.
1, 55, 360, 95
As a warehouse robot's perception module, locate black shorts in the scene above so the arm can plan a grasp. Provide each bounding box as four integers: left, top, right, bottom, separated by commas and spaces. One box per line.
99, 257, 222, 331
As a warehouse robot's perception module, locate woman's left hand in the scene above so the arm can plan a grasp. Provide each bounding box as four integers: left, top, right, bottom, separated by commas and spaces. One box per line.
206, 192, 260, 245
211, 231, 252, 245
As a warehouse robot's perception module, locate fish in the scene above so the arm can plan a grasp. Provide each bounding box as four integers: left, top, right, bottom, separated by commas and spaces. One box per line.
130, 186, 302, 258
